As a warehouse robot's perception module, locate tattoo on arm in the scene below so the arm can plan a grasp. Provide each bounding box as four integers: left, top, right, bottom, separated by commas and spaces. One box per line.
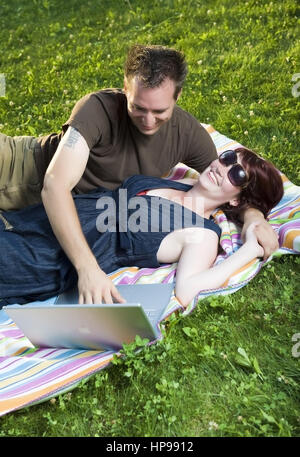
64, 127, 82, 149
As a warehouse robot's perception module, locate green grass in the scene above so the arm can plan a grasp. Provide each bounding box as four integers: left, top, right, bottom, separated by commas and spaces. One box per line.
0, 0, 299, 437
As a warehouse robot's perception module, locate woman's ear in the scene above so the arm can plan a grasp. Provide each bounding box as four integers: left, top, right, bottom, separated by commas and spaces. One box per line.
228, 197, 240, 207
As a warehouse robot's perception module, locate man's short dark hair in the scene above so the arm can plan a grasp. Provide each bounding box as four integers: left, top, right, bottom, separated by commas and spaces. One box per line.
124, 44, 188, 99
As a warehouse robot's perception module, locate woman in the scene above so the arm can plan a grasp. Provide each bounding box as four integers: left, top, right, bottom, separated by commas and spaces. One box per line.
0, 148, 283, 308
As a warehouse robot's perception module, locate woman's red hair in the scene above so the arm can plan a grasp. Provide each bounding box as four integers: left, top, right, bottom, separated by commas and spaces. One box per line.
220, 147, 284, 224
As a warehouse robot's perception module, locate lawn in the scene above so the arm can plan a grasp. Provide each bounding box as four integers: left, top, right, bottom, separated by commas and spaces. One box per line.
0, 0, 299, 437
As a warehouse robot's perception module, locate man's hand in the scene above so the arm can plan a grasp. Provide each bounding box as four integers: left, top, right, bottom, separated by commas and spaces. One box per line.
77, 264, 126, 304
242, 208, 279, 260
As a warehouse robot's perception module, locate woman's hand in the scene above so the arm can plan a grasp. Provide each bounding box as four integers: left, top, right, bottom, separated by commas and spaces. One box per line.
244, 222, 265, 259
77, 264, 126, 305
242, 208, 279, 259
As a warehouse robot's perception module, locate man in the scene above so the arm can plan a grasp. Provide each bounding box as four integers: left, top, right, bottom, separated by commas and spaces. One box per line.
0, 44, 278, 304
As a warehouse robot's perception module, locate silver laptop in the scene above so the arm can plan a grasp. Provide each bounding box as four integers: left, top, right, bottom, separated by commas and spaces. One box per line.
3, 283, 174, 351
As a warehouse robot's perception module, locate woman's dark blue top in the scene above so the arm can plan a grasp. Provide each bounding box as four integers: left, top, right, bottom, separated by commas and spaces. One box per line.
0, 175, 221, 305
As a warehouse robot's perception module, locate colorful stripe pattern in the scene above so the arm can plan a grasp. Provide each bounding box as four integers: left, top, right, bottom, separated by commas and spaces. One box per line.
0, 125, 299, 416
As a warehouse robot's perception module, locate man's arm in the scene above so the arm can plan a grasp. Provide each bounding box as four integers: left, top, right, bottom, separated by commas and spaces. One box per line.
41, 126, 125, 304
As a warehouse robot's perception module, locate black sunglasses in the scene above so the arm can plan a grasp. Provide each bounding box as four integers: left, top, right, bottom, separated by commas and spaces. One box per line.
218, 150, 248, 187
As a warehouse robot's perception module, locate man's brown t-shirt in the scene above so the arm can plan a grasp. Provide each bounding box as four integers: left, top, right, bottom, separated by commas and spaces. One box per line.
35, 89, 217, 193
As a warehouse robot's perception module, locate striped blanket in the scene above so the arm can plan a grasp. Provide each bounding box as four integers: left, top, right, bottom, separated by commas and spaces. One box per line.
0, 125, 299, 417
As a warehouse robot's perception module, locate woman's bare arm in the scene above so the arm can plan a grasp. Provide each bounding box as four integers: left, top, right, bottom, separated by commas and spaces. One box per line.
175, 224, 263, 307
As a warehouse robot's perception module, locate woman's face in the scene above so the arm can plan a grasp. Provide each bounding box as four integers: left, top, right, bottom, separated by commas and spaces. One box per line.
198, 155, 243, 204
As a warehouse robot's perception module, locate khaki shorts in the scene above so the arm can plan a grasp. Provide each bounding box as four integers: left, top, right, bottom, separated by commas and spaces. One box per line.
0, 133, 43, 211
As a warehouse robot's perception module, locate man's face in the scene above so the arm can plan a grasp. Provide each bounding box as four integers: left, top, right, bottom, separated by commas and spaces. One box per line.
124, 76, 180, 135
